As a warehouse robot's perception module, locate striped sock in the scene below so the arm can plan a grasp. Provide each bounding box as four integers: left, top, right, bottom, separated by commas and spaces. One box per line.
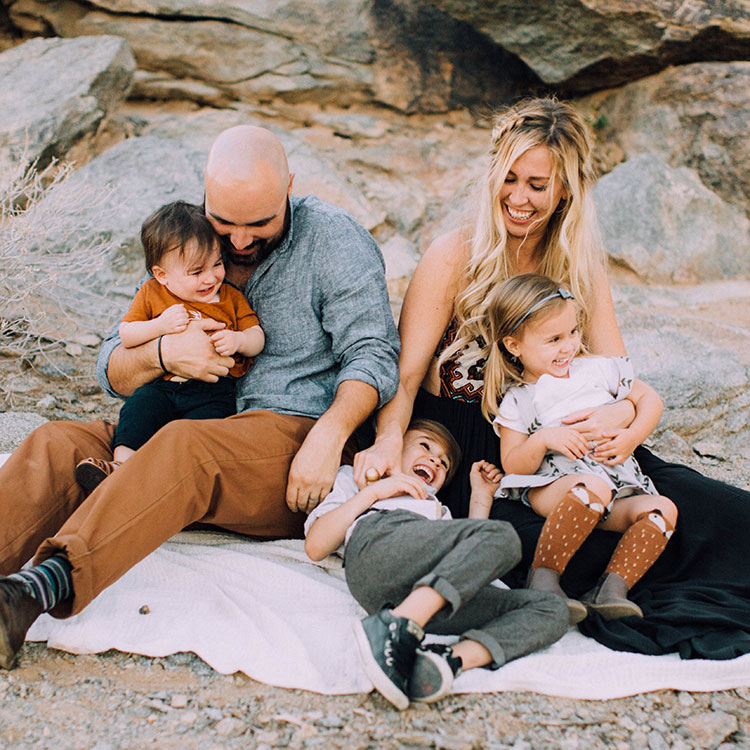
7, 554, 73, 612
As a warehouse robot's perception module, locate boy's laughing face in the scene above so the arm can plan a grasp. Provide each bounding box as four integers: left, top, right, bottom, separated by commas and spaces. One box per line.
400, 429, 451, 492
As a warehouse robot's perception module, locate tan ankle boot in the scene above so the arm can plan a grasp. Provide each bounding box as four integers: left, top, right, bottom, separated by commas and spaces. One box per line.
582, 573, 643, 620
527, 567, 587, 625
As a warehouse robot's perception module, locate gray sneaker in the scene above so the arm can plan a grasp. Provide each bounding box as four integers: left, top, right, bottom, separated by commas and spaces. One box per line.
408, 643, 463, 703
352, 610, 424, 710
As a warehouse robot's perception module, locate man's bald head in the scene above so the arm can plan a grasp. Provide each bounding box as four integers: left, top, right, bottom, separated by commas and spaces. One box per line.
204, 126, 294, 267
205, 125, 289, 190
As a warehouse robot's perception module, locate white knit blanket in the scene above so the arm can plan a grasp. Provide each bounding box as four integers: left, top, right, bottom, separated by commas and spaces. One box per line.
24, 530, 750, 699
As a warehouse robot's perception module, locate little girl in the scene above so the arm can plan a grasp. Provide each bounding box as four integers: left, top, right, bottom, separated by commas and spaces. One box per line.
485, 274, 677, 624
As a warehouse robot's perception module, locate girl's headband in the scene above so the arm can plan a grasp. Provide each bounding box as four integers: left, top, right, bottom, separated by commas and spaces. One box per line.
510, 288, 574, 334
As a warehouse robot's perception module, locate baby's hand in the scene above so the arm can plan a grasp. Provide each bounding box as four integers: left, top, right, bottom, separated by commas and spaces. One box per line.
210, 329, 239, 357
158, 304, 189, 334
591, 428, 638, 466
469, 460, 503, 497
540, 426, 590, 460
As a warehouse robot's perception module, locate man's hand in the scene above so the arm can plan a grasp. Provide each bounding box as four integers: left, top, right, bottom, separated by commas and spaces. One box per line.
210, 329, 240, 357
352, 433, 403, 489
157, 304, 190, 335
591, 428, 639, 466
286, 421, 345, 513
160, 319, 234, 381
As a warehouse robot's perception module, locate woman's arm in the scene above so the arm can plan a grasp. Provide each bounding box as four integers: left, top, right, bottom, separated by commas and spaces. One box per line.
352, 231, 466, 486
586, 262, 626, 356
563, 263, 635, 436
595, 379, 664, 465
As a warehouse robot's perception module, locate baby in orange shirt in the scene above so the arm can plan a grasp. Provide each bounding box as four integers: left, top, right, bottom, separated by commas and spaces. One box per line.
75, 201, 264, 494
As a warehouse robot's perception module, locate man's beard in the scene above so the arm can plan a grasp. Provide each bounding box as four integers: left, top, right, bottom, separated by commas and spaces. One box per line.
222, 198, 291, 267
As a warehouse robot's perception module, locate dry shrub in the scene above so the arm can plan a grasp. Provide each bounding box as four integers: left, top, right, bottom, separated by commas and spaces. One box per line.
0, 158, 119, 359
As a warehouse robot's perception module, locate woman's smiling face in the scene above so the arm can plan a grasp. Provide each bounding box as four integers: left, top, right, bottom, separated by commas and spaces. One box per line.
498, 145, 565, 246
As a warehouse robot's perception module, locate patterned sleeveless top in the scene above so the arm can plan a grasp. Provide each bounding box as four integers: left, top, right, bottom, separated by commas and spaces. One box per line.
436, 319, 486, 404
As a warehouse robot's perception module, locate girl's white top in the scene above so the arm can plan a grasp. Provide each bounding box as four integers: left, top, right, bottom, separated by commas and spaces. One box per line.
493, 356, 658, 499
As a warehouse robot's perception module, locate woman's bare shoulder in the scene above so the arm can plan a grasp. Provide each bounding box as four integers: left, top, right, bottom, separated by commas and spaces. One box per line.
422, 228, 470, 266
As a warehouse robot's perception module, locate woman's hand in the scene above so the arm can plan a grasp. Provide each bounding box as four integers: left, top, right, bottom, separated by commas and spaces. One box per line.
561, 400, 635, 443
352, 432, 404, 489
591, 428, 639, 466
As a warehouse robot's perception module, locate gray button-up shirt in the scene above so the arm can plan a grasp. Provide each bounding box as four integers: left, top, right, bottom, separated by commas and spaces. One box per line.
97, 195, 400, 419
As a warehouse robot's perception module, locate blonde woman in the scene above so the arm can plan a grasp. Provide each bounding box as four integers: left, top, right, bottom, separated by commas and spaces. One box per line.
354, 97, 750, 658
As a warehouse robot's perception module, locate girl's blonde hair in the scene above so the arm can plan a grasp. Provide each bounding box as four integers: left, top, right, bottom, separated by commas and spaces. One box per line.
440, 97, 604, 418
482, 274, 579, 419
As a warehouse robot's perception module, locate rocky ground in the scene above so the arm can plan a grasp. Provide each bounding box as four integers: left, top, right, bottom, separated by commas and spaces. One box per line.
1, 340, 749, 750
1, 644, 749, 750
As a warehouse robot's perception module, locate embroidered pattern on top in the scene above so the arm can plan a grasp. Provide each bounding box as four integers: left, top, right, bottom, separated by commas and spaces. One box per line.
437, 319, 486, 404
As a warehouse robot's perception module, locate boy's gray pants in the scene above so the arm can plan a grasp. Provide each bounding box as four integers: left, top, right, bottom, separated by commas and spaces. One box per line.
344, 510, 568, 668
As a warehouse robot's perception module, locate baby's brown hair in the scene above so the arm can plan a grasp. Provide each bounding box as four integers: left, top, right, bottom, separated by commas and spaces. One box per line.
141, 201, 219, 273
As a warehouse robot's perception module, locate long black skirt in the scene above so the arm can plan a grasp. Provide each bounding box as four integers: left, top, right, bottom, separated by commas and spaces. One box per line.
413, 388, 750, 659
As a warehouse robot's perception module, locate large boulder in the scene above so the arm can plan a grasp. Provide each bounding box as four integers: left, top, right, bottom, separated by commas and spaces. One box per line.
26, 135, 205, 276
595, 155, 750, 284
422, 0, 750, 92
6, 0, 537, 113
0, 35, 134, 180
616, 280, 750, 460
580, 62, 750, 213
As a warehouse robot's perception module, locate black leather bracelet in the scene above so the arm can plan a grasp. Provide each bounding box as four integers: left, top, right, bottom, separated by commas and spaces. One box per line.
157, 334, 167, 373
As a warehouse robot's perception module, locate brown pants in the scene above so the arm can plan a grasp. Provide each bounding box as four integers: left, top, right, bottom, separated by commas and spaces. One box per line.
0, 411, 346, 617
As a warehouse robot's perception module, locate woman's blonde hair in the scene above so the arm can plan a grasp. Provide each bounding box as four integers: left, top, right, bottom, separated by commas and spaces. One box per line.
440, 97, 604, 419
482, 274, 580, 419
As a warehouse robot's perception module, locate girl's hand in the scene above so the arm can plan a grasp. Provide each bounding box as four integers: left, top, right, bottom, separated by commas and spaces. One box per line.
540, 426, 590, 460
158, 304, 189, 334
367, 473, 428, 502
211, 330, 239, 356
352, 434, 403, 489
591, 429, 639, 466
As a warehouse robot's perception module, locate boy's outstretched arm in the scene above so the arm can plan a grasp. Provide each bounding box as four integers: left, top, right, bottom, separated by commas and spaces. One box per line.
304, 475, 427, 561
467, 460, 503, 519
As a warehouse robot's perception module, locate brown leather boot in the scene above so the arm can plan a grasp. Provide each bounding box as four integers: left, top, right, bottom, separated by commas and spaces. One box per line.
582, 573, 643, 620
0, 577, 44, 669
527, 567, 587, 625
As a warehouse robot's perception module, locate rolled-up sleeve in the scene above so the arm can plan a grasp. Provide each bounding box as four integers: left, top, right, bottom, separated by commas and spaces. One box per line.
316, 216, 400, 408
96, 324, 124, 399
95, 276, 149, 400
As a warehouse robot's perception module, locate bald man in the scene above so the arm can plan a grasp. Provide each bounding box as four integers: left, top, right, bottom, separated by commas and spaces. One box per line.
0, 126, 399, 669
